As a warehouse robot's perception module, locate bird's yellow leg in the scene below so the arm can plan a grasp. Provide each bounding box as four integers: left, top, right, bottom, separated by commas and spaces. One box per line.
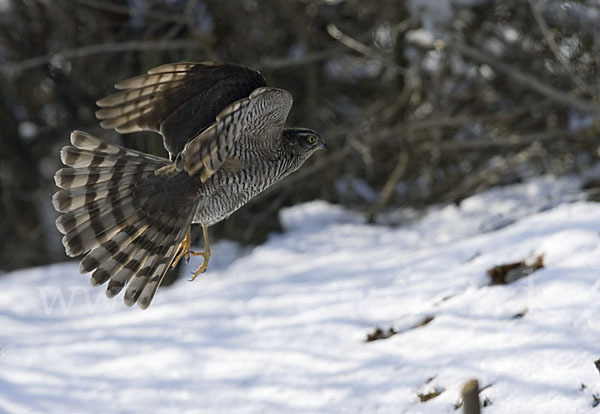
172, 227, 192, 269
188, 225, 211, 280
171, 225, 211, 279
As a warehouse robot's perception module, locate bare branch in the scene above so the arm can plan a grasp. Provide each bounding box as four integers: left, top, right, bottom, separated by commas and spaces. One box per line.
326, 24, 406, 75
447, 143, 546, 202
528, 0, 588, 91
69, 0, 190, 24
367, 152, 409, 222
258, 48, 345, 70
420, 128, 594, 152
2, 39, 209, 76
445, 39, 600, 113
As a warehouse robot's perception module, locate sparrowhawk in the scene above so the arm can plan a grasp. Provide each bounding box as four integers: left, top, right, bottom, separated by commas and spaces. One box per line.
53, 62, 326, 309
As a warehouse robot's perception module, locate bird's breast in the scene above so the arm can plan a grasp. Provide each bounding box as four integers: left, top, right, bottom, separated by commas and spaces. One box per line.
191, 156, 296, 226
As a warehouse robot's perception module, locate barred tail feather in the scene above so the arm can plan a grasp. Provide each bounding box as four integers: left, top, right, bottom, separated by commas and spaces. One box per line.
53, 130, 196, 309
106, 214, 177, 298
122, 215, 186, 307
53, 180, 136, 213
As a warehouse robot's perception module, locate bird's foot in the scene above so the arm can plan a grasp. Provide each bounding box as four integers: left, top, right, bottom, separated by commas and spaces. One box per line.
172, 228, 192, 269
172, 225, 211, 280
188, 249, 211, 281
155, 164, 177, 176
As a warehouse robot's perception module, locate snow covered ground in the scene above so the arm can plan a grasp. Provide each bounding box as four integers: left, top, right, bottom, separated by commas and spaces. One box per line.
1, 175, 600, 413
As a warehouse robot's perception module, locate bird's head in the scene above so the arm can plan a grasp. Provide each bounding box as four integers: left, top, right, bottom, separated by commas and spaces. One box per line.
283, 128, 326, 162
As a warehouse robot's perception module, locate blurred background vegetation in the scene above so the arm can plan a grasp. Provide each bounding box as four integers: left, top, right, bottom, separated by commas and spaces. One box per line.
0, 0, 599, 275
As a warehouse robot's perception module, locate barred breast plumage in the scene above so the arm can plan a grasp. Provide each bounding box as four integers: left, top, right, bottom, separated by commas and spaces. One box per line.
192, 146, 300, 226
53, 61, 326, 309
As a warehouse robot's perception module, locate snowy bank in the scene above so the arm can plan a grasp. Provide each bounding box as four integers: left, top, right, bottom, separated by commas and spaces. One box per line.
1, 176, 599, 413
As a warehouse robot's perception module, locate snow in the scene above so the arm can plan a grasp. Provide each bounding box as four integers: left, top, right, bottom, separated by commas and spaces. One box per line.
1, 175, 600, 413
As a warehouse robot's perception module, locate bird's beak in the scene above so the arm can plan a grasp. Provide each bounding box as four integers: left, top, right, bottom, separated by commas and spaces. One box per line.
319, 140, 327, 150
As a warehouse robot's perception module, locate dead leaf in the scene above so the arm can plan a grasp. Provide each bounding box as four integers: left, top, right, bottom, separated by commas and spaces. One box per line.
511, 308, 528, 319
418, 387, 444, 402
487, 255, 544, 285
365, 315, 435, 342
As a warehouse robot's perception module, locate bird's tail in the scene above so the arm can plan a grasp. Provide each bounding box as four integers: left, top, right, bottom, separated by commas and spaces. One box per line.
53, 130, 196, 309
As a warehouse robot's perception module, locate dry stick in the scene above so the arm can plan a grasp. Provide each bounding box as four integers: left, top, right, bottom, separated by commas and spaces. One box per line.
369, 102, 551, 148
461, 379, 481, 414
366, 151, 409, 222
326, 23, 407, 75
446, 39, 600, 113
595, 25, 600, 100
447, 143, 546, 202
259, 48, 346, 70
527, 0, 588, 92
281, 1, 319, 118
404, 104, 542, 134
2, 39, 208, 76
69, 0, 190, 24
421, 127, 594, 152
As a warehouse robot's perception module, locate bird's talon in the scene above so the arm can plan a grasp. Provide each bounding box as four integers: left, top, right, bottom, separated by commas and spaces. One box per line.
173, 225, 211, 278
188, 250, 210, 281
189, 267, 206, 281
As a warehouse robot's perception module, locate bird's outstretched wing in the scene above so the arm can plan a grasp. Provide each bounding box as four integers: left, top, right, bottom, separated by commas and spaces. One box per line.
178, 87, 293, 182
95, 62, 267, 157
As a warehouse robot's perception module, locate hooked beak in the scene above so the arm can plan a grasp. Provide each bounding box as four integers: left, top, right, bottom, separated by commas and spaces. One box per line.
319, 140, 327, 150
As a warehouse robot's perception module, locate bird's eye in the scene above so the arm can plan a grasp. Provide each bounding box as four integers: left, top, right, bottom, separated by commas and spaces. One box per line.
307, 135, 316, 144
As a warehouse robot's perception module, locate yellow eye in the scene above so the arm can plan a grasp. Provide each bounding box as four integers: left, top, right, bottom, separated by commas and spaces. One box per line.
307, 135, 316, 144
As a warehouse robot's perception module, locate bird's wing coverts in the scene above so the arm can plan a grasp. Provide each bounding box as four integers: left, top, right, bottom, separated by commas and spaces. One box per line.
179, 87, 293, 182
